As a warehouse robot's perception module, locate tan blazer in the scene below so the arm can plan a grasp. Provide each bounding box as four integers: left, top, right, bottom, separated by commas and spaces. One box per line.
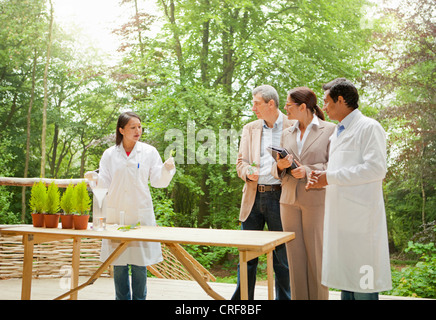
236, 113, 295, 222
271, 119, 336, 206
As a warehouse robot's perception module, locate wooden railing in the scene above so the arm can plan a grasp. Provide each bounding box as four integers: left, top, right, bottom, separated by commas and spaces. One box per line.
0, 177, 86, 188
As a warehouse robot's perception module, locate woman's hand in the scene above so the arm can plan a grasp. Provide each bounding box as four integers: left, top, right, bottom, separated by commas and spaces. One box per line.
290, 159, 306, 179
164, 157, 175, 170
277, 154, 293, 171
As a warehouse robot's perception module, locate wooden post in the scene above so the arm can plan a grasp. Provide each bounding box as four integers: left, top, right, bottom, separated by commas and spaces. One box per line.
267, 250, 274, 300
21, 234, 34, 300
239, 251, 249, 300
70, 238, 81, 300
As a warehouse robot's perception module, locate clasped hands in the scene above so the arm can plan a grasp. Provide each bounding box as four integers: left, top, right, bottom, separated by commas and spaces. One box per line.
276, 154, 328, 189
306, 170, 328, 190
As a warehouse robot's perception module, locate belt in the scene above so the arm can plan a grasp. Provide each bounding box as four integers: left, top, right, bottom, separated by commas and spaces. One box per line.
257, 184, 281, 192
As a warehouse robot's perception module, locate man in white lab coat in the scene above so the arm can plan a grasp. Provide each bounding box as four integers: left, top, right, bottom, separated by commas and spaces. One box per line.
306, 78, 392, 300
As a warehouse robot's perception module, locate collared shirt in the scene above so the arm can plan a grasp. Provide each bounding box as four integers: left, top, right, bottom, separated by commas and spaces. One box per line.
290, 115, 320, 155
338, 109, 359, 135
258, 112, 283, 185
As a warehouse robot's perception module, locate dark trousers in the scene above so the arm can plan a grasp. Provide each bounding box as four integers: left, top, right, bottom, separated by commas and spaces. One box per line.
232, 188, 291, 300
341, 290, 379, 300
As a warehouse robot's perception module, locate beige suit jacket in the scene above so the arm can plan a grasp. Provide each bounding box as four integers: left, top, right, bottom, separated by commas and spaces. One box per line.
236, 113, 294, 222
271, 118, 336, 206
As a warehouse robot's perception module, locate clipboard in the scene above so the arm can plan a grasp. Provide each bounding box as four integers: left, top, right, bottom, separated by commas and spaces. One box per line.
266, 146, 298, 170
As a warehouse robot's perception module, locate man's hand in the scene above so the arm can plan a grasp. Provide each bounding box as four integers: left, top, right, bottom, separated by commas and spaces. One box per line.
306, 170, 328, 189
247, 165, 259, 181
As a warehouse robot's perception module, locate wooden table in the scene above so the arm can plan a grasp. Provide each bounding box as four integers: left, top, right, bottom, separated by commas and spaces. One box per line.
0, 225, 294, 300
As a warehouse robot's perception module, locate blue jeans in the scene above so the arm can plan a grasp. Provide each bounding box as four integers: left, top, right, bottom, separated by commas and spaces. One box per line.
113, 264, 147, 300
231, 189, 291, 300
341, 290, 379, 300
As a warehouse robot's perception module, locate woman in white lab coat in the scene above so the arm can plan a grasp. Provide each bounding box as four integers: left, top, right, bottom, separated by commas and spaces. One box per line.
97, 111, 175, 300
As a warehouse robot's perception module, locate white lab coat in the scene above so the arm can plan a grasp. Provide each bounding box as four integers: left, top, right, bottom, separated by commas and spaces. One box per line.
98, 141, 175, 266
322, 110, 392, 293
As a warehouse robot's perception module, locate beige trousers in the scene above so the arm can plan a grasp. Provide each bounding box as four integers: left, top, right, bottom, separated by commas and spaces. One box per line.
280, 183, 329, 300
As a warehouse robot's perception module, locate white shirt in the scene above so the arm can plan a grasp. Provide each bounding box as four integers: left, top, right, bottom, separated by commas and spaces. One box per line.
258, 112, 283, 185
290, 115, 320, 155
337, 108, 358, 135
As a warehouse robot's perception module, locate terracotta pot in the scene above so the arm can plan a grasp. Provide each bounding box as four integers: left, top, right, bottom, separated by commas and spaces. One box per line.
31, 213, 45, 227
44, 214, 60, 228
73, 215, 89, 230
60, 214, 74, 229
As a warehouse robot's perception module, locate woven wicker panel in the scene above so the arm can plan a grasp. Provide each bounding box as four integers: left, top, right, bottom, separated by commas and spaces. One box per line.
0, 234, 210, 281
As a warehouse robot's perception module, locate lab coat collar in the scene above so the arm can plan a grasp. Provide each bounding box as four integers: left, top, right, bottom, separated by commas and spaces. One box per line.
117, 141, 142, 158
329, 109, 363, 154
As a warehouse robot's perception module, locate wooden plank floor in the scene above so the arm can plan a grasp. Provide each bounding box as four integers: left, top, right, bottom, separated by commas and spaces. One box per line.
0, 277, 428, 300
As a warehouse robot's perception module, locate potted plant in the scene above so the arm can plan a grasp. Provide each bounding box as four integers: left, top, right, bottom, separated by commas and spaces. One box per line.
73, 181, 91, 230
44, 181, 61, 228
60, 183, 75, 229
29, 180, 47, 227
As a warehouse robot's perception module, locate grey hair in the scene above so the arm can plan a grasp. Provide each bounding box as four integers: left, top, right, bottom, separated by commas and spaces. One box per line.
252, 85, 279, 109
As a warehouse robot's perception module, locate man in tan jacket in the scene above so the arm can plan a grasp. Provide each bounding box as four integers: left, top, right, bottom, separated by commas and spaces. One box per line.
232, 85, 293, 300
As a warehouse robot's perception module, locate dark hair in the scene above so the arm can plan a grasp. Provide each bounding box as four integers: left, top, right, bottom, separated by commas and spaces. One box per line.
288, 87, 325, 120
322, 78, 359, 110
116, 111, 142, 146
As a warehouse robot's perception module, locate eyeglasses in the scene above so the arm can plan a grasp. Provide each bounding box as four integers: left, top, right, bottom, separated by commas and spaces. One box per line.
284, 101, 299, 108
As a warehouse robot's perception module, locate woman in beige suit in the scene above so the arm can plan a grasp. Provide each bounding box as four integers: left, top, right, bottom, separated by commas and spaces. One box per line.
272, 87, 335, 300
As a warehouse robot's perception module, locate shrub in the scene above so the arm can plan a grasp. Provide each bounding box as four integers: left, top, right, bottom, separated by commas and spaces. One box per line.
73, 181, 91, 215
29, 180, 47, 213
60, 183, 75, 214
46, 181, 60, 214
387, 241, 436, 298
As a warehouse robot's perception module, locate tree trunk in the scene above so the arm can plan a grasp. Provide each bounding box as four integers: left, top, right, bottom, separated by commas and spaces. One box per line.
200, 0, 210, 86
160, 0, 185, 81
40, 0, 54, 177
21, 50, 38, 221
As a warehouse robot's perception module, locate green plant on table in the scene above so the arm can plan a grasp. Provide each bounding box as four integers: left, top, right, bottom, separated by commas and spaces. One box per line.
60, 183, 75, 215
46, 181, 60, 214
73, 181, 91, 215
29, 180, 47, 213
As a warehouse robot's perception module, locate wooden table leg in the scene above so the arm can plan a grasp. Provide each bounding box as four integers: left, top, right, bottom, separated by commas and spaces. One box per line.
21, 234, 34, 300
267, 250, 274, 300
166, 243, 225, 300
70, 237, 81, 300
55, 241, 129, 300
239, 251, 249, 300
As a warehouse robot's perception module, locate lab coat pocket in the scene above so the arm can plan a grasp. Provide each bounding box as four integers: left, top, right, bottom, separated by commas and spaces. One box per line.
338, 186, 370, 234
336, 150, 360, 167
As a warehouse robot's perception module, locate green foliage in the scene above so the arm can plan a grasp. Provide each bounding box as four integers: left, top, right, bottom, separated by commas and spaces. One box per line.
46, 181, 60, 214
386, 241, 436, 298
60, 183, 75, 215
0, 0, 435, 298
29, 181, 47, 213
73, 181, 91, 215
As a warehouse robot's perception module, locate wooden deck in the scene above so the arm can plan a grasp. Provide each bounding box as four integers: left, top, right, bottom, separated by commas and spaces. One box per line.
0, 277, 428, 300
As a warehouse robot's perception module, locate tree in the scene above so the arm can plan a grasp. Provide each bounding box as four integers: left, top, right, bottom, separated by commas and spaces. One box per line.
112, 0, 374, 228
366, 0, 436, 249
41, 0, 54, 177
